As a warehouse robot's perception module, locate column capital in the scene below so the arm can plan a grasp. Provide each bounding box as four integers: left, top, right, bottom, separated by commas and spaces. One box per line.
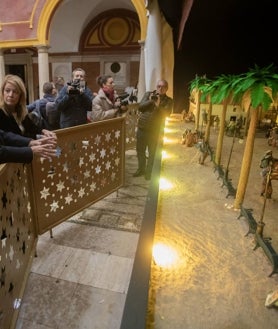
138, 40, 145, 48
37, 45, 50, 53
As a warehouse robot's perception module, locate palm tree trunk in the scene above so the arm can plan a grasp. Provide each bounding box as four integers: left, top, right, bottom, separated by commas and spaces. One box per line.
243, 108, 250, 137
204, 99, 212, 143
214, 100, 228, 165
234, 107, 258, 209
195, 90, 201, 131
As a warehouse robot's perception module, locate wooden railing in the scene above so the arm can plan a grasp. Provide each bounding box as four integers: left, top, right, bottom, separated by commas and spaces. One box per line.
33, 118, 126, 234
0, 162, 37, 329
0, 106, 138, 329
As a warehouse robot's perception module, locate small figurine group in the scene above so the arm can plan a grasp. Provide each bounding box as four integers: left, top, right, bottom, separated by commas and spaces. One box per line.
259, 150, 278, 198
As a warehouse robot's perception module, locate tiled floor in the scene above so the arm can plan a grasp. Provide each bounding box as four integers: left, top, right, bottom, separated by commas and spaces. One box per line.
15, 223, 139, 329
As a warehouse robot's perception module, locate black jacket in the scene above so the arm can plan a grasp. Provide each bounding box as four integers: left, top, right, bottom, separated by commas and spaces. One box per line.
55, 85, 94, 128
137, 91, 173, 131
0, 129, 33, 164
0, 109, 41, 139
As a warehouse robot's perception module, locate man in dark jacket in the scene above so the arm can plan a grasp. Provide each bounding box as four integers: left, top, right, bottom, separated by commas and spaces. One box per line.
27, 81, 57, 130
133, 79, 173, 180
55, 68, 94, 128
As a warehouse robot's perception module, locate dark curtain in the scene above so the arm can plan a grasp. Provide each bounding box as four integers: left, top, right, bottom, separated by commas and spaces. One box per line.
158, 0, 182, 47
158, 0, 277, 113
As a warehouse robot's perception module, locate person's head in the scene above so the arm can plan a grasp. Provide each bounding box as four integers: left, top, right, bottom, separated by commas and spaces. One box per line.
96, 75, 115, 91
43, 82, 56, 96
156, 79, 168, 95
0, 74, 28, 120
72, 68, 86, 81
54, 76, 65, 92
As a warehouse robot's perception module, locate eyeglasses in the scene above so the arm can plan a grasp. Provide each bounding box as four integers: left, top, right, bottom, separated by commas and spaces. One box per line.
157, 85, 166, 88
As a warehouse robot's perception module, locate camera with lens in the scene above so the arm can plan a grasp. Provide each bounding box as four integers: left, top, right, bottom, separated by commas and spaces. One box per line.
67, 79, 85, 95
150, 90, 159, 101
115, 93, 129, 115
116, 92, 129, 105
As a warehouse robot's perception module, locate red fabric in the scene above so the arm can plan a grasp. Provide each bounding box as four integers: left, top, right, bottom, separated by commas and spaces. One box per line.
102, 87, 115, 103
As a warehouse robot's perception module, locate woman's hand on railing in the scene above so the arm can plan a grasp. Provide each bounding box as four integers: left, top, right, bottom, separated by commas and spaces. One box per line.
29, 136, 57, 160
41, 129, 57, 140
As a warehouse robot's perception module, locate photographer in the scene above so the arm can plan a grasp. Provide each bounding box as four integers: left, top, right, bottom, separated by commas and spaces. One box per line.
133, 79, 173, 180
90, 75, 128, 122
55, 68, 94, 128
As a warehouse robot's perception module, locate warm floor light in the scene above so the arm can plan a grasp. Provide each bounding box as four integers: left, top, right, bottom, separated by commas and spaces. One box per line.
164, 127, 171, 133
163, 136, 170, 144
162, 150, 177, 161
161, 150, 170, 160
164, 127, 177, 134
152, 242, 179, 268
159, 177, 173, 190
163, 136, 178, 144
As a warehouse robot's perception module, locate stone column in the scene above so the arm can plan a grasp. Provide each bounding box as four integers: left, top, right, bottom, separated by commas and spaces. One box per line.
137, 40, 146, 101
144, 0, 162, 90
37, 45, 50, 98
0, 49, 6, 87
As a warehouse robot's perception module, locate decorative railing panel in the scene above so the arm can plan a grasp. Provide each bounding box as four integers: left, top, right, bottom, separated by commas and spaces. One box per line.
0, 113, 138, 328
0, 163, 37, 329
32, 117, 126, 234
124, 103, 138, 150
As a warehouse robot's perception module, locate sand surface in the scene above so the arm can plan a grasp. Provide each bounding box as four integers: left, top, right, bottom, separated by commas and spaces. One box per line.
146, 116, 278, 329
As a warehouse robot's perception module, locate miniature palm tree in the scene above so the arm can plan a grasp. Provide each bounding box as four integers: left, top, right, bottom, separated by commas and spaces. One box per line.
209, 74, 238, 166
189, 75, 208, 131
233, 64, 278, 210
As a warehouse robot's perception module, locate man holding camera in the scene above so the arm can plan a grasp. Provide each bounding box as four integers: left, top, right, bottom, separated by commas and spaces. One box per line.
55, 68, 94, 128
133, 79, 173, 180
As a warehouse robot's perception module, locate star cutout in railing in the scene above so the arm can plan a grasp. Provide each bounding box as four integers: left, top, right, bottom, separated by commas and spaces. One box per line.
1, 192, 8, 209
40, 187, 50, 200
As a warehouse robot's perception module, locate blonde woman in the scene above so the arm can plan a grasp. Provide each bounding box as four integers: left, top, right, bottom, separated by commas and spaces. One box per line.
0, 74, 56, 139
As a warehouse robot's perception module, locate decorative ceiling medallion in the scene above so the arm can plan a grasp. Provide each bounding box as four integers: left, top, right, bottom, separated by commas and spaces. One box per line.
103, 17, 129, 46
80, 9, 140, 52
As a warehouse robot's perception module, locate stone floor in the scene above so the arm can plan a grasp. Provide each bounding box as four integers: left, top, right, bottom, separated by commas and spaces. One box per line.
15, 115, 278, 329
